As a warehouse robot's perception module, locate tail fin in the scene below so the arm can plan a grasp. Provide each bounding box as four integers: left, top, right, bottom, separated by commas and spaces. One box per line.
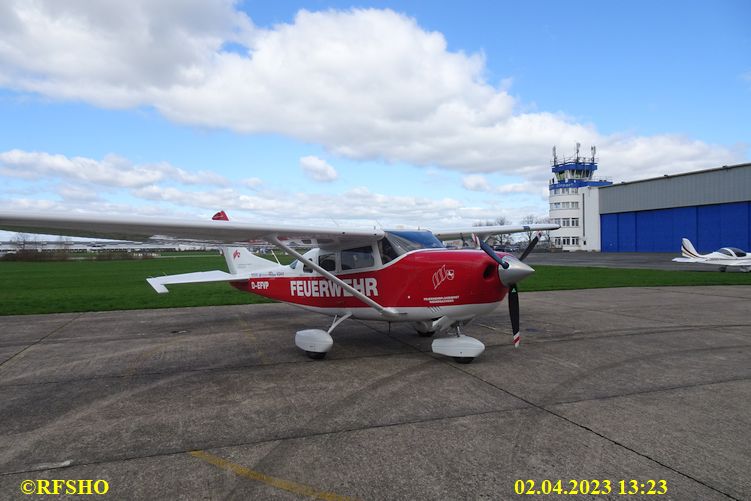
681, 238, 701, 258
211, 210, 275, 274
222, 246, 275, 274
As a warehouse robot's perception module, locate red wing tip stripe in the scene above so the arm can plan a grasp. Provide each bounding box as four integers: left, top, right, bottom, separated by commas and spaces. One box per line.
513, 333, 520, 348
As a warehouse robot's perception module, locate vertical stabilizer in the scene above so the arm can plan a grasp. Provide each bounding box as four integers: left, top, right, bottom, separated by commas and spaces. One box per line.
681, 238, 701, 258
210, 210, 276, 274
222, 247, 276, 275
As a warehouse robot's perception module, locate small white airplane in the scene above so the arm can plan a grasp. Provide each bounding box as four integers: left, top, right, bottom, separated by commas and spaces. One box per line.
673, 238, 751, 272
0, 210, 559, 363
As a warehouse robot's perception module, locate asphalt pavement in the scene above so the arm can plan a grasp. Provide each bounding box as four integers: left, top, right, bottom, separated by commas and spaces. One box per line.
1, 287, 750, 500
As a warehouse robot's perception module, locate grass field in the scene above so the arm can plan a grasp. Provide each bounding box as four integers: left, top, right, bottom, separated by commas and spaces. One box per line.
0, 256, 749, 315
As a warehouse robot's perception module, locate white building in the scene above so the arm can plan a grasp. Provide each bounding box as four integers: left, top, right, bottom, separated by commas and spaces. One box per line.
548, 145, 612, 251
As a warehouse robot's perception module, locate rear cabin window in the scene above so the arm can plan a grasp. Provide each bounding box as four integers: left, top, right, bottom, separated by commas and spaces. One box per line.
341, 245, 375, 270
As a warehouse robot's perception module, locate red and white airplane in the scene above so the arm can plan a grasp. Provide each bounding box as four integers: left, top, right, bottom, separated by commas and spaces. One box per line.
0, 210, 558, 363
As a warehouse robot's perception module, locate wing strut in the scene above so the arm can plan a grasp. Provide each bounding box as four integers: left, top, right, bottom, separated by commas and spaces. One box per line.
268, 236, 402, 319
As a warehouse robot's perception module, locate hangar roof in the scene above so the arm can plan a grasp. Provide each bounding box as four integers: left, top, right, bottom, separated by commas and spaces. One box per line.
599, 162, 751, 214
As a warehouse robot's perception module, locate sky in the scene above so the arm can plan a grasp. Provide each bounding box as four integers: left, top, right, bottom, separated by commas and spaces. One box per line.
0, 0, 749, 235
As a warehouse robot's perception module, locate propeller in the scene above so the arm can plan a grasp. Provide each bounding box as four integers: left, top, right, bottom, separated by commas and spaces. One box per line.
474, 233, 540, 348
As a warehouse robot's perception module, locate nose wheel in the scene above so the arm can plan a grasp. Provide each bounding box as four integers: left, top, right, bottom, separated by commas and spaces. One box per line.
453, 356, 475, 364
414, 321, 436, 337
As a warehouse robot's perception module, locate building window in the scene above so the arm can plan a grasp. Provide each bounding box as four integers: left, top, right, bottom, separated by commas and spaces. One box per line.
572, 237, 579, 245
561, 218, 570, 227
571, 201, 579, 209
571, 218, 579, 227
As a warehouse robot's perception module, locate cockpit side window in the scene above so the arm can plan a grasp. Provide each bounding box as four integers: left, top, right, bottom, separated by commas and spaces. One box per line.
719, 248, 734, 257
319, 253, 336, 271
341, 245, 375, 270
378, 238, 398, 264
727, 247, 746, 257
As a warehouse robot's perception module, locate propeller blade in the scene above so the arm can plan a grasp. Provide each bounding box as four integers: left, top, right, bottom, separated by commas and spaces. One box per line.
473, 233, 532, 349
518, 232, 540, 261
473, 234, 509, 269
508, 284, 520, 348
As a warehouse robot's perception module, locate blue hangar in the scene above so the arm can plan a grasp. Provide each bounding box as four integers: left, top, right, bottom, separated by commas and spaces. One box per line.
599, 162, 751, 253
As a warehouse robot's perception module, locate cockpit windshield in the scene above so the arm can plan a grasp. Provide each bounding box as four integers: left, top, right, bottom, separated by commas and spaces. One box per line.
384, 230, 445, 256
726, 247, 746, 257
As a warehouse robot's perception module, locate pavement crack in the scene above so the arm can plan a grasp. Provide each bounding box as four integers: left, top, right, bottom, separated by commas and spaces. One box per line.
0, 313, 85, 373
442, 359, 742, 500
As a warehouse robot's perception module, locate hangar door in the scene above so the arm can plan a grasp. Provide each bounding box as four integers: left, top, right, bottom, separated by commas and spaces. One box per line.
600, 202, 751, 253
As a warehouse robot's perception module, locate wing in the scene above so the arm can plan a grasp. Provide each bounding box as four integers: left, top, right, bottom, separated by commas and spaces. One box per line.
0, 211, 383, 249
433, 224, 560, 240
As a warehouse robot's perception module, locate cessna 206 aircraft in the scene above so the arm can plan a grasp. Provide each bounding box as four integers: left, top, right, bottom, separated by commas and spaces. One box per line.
673, 238, 751, 272
0, 210, 559, 363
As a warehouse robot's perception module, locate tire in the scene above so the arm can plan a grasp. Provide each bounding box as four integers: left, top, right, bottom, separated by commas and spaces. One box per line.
453, 357, 474, 364
418, 330, 435, 338
306, 351, 327, 360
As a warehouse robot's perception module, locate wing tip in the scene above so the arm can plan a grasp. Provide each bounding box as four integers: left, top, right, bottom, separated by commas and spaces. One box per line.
146, 277, 169, 294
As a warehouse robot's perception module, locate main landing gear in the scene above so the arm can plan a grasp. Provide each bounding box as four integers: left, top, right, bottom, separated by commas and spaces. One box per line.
295, 313, 352, 360
430, 324, 485, 364
296, 315, 485, 364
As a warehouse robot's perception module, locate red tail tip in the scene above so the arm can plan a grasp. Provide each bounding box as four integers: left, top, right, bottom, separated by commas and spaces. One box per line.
212, 210, 229, 221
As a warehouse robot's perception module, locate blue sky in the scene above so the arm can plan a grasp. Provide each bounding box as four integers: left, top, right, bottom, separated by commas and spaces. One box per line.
0, 0, 749, 234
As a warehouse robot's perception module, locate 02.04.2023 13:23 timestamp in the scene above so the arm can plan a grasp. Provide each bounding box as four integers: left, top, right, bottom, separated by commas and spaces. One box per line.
514, 479, 668, 495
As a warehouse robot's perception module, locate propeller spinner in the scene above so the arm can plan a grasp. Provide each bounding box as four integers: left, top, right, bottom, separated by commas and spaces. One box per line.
475, 233, 540, 347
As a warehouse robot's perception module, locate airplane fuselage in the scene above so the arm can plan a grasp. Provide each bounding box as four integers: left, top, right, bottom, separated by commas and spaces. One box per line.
230, 248, 508, 322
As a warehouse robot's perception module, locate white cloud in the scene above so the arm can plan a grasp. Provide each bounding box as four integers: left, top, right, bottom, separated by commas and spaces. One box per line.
0, 3, 741, 182
462, 174, 491, 192
0, 148, 525, 229
0, 149, 228, 189
240, 177, 263, 189
300, 156, 338, 182
57, 184, 102, 202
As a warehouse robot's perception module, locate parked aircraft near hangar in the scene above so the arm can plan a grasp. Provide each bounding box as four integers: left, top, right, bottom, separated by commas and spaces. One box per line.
0, 210, 558, 363
673, 238, 751, 272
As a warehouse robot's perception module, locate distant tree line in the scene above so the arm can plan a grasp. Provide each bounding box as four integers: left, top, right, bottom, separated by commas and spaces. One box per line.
472, 215, 555, 250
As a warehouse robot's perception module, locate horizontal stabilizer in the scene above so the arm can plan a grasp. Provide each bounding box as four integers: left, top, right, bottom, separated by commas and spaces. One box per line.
147, 270, 249, 294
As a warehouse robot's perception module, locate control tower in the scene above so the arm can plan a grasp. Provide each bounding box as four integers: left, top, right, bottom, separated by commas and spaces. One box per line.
549, 143, 612, 251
